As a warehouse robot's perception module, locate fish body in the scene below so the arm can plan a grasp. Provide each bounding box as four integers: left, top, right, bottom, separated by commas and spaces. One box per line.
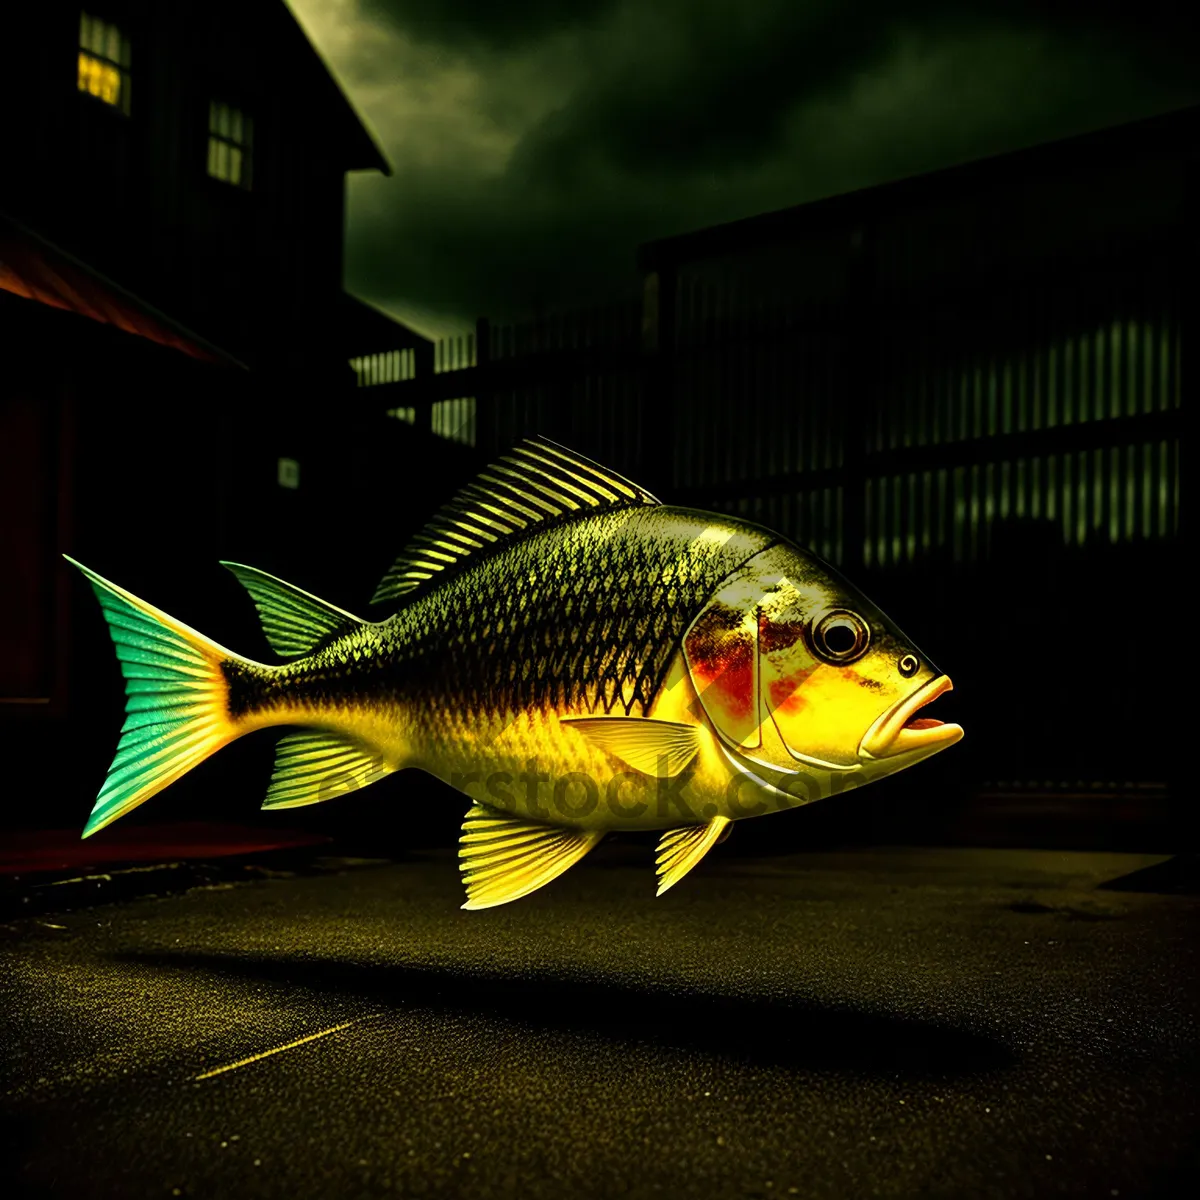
66, 438, 963, 907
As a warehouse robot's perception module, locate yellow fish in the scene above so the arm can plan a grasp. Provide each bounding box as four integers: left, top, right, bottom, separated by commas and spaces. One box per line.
65, 437, 963, 908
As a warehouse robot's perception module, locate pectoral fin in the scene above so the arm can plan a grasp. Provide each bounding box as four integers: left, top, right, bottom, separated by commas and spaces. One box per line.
655, 816, 731, 896
459, 803, 604, 910
560, 716, 701, 777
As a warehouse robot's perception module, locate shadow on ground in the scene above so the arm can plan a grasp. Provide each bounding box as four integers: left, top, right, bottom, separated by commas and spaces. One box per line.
119, 948, 1017, 1080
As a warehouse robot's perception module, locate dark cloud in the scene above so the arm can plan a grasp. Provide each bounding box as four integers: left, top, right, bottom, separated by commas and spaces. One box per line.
359, 0, 613, 52
289, 1, 1200, 336
511, 0, 1196, 182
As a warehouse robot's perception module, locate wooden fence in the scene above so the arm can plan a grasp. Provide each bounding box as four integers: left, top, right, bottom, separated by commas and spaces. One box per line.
360, 111, 1190, 815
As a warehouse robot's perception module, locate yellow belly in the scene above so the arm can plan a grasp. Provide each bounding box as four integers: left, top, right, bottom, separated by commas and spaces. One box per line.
247, 652, 841, 832
407, 650, 817, 832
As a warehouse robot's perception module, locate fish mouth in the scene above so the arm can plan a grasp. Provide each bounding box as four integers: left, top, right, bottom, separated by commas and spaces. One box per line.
859, 675, 964, 760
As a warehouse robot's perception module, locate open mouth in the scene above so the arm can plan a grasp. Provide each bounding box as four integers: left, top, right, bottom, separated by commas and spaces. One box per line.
859, 675, 964, 759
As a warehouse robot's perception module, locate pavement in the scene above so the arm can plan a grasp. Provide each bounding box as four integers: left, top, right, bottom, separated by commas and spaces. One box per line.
1, 843, 1198, 1200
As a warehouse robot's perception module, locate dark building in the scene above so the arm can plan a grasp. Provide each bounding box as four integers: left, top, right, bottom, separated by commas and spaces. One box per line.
1, 209, 249, 716
2, 0, 393, 375
0, 0, 439, 826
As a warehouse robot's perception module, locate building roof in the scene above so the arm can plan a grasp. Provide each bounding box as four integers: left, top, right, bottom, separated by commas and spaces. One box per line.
276, 1, 391, 176
638, 103, 1200, 271
339, 292, 432, 356
0, 210, 245, 367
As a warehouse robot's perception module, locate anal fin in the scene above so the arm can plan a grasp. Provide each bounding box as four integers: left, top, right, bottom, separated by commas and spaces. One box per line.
656, 816, 731, 896
459, 803, 603, 910
263, 731, 393, 809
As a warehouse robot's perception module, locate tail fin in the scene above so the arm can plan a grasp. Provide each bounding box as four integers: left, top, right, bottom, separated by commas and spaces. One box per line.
64, 556, 250, 837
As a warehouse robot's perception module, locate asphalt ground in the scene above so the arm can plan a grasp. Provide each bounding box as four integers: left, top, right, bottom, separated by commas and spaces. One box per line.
1, 844, 1198, 1200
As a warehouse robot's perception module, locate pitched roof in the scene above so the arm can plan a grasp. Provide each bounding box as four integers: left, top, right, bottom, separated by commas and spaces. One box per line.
339, 292, 432, 356
275, 1, 391, 176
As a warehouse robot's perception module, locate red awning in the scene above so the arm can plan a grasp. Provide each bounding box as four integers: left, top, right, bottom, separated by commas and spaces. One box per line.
0, 213, 243, 367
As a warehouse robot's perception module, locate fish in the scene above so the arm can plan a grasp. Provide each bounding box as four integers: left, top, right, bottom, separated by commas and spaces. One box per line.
64, 436, 963, 909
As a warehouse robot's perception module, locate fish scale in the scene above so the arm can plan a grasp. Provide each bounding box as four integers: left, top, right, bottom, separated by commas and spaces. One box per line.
385, 507, 773, 721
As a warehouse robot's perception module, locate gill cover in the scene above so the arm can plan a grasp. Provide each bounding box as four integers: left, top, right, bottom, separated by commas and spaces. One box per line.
683, 565, 764, 751
683, 543, 875, 771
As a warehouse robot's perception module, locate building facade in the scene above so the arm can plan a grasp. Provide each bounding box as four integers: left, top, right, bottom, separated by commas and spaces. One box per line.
0, 2, 435, 828
3, 1, 394, 372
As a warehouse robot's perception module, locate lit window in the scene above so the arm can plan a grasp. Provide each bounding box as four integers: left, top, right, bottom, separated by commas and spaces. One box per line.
207, 101, 253, 189
78, 12, 131, 114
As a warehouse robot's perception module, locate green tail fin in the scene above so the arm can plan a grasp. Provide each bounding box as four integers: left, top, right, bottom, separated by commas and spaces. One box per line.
64, 556, 252, 837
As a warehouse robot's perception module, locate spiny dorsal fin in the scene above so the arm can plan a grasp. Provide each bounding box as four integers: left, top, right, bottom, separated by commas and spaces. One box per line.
459, 802, 604, 910
560, 716, 701, 778
655, 817, 731, 897
262, 731, 393, 809
371, 436, 660, 606
222, 563, 365, 658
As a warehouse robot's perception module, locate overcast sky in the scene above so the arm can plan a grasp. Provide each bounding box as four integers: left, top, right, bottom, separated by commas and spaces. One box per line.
285, 0, 1199, 342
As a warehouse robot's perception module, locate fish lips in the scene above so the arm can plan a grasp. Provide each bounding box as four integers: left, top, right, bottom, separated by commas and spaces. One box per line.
858, 674, 964, 761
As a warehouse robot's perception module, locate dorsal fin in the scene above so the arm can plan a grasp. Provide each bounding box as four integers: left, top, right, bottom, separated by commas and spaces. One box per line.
371, 436, 660, 606
222, 563, 365, 658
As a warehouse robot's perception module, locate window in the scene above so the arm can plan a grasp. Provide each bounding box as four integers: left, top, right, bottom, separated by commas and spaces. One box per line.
277, 458, 300, 489
207, 101, 253, 189
78, 12, 131, 114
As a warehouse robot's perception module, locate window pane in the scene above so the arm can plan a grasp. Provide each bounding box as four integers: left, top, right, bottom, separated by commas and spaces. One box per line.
217, 102, 230, 139
207, 136, 217, 177
230, 107, 242, 145
84, 57, 103, 99
79, 13, 90, 49
243, 115, 254, 149
229, 147, 242, 187
105, 24, 120, 63
88, 19, 105, 56
77, 53, 120, 106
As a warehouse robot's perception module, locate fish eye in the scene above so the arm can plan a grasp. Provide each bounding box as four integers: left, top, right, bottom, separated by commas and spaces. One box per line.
810, 609, 870, 664
898, 653, 919, 677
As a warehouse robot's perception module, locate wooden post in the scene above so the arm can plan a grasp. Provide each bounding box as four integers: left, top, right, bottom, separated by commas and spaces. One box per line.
1167, 149, 1194, 840
842, 220, 876, 575
413, 338, 435, 433
640, 265, 676, 493
475, 316, 491, 453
